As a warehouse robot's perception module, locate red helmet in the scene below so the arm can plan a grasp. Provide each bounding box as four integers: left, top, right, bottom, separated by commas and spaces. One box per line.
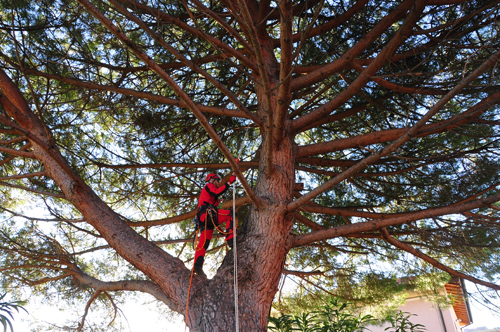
205, 173, 221, 182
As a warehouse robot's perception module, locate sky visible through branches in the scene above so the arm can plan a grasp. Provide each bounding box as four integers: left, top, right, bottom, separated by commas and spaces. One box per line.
1, 0, 500, 331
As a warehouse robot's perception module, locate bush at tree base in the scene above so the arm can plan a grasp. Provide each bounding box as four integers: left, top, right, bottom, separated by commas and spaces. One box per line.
268, 296, 426, 332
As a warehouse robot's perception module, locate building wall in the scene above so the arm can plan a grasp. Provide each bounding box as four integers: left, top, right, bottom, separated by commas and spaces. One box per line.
366, 296, 463, 332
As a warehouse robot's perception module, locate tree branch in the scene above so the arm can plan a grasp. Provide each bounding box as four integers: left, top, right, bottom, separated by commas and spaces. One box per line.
0, 142, 31, 168
296, 90, 500, 158
283, 269, 324, 277
294, 212, 326, 231
274, 0, 293, 143
0, 136, 27, 145
119, 0, 259, 73
289, 0, 414, 93
289, 0, 368, 43
300, 204, 410, 219
189, 0, 254, 52
289, 191, 500, 248
0, 171, 46, 180
292, 0, 427, 131
233, 0, 274, 174
379, 227, 500, 290
0, 180, 65, 198
0, 144, 35, 158
350, 62, 448, 95
70, 263, 176, 307
77, 0, 260, 208
0, 63, 192, 313
109, 0, 262, 127
0, 63, 248, 119
297, 103, 367, 133
76, 291, 101, 332
289, 45, 500, 211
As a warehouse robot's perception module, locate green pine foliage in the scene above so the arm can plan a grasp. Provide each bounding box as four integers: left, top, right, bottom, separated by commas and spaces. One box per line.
0, 294, 27, 332
0, 0, 499, 329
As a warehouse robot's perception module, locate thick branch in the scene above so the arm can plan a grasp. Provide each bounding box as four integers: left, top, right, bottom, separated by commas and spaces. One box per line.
233, 0, 274, 174
0, 145, 35, 158
290, 0, 414, 93
0, 171, 46, 180
274, 0, 293, 143
283, 269, 324, 277
71, 264, 174, 306
78, 0, 260, 208
0, 136, 27, 144
0, 66, 190, 313
380, 227, 500, 290
4, 64, 248, 119
109, 0, 262, 127
0, 142, 31, 164
293, 0, 427, 131
289, 191, 500, 248
297, 90, 500, 158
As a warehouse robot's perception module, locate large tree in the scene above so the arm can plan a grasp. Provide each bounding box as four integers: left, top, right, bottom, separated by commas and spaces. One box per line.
0, 0, 500, 330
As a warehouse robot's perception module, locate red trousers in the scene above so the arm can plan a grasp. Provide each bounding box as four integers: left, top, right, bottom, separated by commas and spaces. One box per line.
194, 209, 233, 267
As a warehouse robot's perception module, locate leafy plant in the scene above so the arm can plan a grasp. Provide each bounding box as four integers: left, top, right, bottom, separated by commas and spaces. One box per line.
0, 294, 27, 332
269, 297, 430, 332
268, 314, 294, 332
315, 297, 373, 332
384, 311, 426, 332
269, 297, 374, 332
293, 312, 321, 332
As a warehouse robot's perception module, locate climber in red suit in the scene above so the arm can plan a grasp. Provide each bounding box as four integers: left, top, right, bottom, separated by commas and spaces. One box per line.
193, 172, 237, 277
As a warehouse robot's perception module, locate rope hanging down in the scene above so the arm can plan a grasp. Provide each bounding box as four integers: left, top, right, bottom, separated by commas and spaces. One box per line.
232, 127, 250, 332
184, 128, 250, 332
233, 181, 239, 332
233, 128, 250, 332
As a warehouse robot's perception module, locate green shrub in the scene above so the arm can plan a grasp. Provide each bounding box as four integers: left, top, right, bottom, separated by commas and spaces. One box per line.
384, 311, 426, 332
269, 297, 427, 332
269, 296, 373, 332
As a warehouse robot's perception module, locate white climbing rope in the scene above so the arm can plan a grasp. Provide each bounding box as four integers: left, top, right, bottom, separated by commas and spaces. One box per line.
232, 127, 250, 332
233, 181, 239, 332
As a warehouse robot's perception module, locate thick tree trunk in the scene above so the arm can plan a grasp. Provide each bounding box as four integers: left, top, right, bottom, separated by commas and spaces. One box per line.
186, 133, 295, 331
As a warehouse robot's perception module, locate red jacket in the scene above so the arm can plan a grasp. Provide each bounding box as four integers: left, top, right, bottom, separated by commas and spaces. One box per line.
197, 175, 236, 210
